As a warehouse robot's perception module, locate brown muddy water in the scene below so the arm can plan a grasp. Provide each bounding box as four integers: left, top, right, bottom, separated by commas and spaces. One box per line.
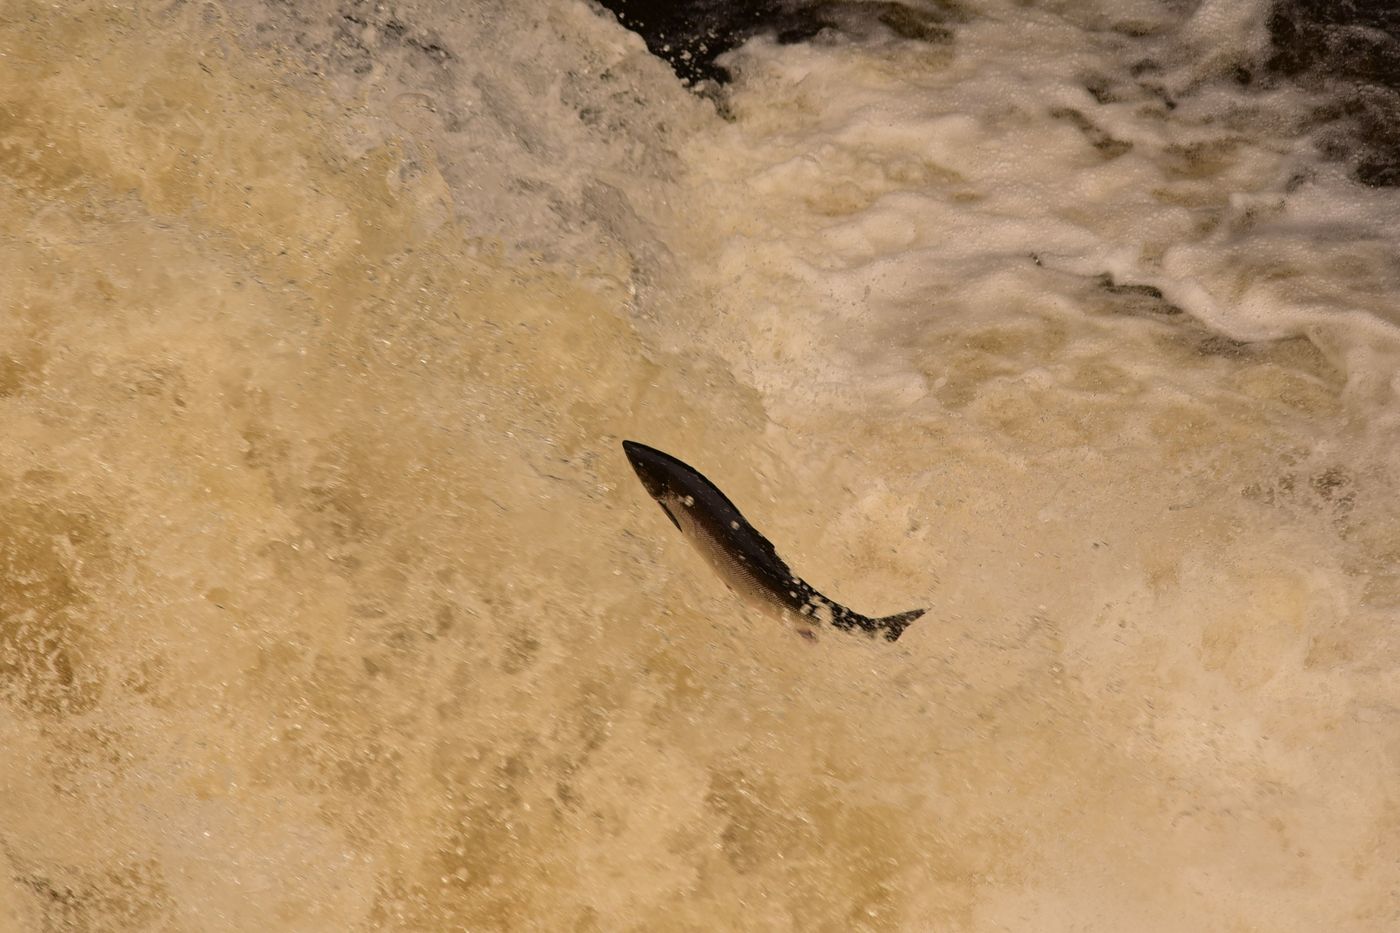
1, 2, 1398, 930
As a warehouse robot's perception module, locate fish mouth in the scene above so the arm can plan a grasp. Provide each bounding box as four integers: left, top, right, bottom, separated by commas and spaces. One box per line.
622, 440, 659, 469
622, 440, 671, 500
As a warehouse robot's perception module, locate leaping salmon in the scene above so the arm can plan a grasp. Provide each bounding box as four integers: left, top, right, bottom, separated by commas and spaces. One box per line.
622, 440, 925, 642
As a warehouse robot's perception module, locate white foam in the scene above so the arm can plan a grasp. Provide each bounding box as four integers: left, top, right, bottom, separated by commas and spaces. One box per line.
662, 0, 1400, 425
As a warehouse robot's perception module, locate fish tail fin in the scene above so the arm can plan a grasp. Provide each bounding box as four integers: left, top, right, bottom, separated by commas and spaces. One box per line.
874, 608, 926, 642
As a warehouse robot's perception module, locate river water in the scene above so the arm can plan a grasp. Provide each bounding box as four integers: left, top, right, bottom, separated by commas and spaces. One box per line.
2, 1, 1398, 929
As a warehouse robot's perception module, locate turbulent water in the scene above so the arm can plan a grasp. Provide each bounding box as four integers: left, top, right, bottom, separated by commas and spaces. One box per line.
2, 0, 1399, 929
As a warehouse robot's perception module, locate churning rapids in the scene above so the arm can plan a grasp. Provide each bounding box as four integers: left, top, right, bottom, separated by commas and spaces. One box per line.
2, 1, 1399, 930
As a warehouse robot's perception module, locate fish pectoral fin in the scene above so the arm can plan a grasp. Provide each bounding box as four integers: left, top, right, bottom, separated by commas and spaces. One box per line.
874, 608, 926, 642
658, 502, 683, 531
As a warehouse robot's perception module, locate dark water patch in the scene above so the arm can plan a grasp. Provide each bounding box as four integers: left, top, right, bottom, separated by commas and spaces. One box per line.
1196, 334, 1253, 359
337, 7, 455, 75
0, 498, 108, 718
1048, 107, 1133, 159
1242, 465, 1357, 534
1093, 273, 1183, 317
1269, 1, 1400, 86
11, 857, 173, 931
595, 0, 964, 86
1084, 273, 1325, 373
1082, 72, 1119, 104
1267, 1, 1400, 186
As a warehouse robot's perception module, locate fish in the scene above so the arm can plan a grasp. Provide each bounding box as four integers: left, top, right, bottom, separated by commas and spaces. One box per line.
622, 440, 925, 642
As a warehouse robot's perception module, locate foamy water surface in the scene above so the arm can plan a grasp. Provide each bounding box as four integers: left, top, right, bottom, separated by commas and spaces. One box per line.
1, 0, 1398, 929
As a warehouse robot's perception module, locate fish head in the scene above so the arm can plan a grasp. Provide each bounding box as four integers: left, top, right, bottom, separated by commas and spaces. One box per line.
623, 440, 696, 532
623, 440, 681, 502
